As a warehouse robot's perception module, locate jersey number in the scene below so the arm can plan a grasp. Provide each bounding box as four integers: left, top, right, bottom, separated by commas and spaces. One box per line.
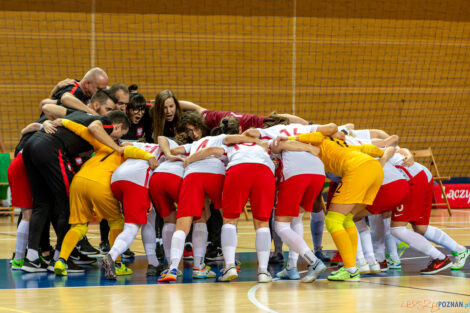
233, 142, 256, 150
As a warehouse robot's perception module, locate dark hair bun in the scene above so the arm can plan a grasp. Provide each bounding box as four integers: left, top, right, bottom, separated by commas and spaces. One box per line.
128, 84, 139, 93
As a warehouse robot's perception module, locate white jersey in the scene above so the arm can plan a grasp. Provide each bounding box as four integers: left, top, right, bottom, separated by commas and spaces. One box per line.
224, 140, 275, 174
184, 135, 227, 177
345, 135, 372, 145
388, 153, 432, 182
111, 142, 163, 188
154, 138, 185, 178
258, 124, 324, 180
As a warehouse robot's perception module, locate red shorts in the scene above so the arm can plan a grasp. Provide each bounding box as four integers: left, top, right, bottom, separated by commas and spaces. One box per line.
275, 174, 325, 216
7, 153, 33, 209
111, 181, 150, 225
392, 171, 433, 225
367, 179, 409, 215
149, 172, 182, 218
177, 173, 224, 219
222, 163, 275, 221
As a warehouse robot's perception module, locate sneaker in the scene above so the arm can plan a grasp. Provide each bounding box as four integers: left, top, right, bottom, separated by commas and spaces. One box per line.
314, 249, 331, 263
183, 243, 193, 260
421, 256, 452, 275
70, 249, 96, 265
147, 264, 166, 276
66, 259, 85, 273
379, 260, 389, 272
11, 258, 24, 270
102, 254, 116, 280
218, 265, 238, 282
122, 249, 135, 259
302, 259, 327, 283
40, 253, 53, 266
386, 257, 402, 270
54, 258, 67, 276
235, 259, 242, 273
451, 249, 469, 270
369, 261, 382, 273
268, 252, 284, 264
205, 243, 224, 262
158, 268, 178, 282
77, 236, 99, 255
10, 253, 15, 264
115, 262, 133, 276
99, 241, 111, 254
258, 271, 272, 283
397, 241, 409, 257
47, 260, 55, 272
327, 267, 360, 282
330, 251, 343, 266
21, 257, 48, 273
156, 242, 165, 261
276, 267, 300, 280
193, 264, 216, 279
358, 262, 370, 275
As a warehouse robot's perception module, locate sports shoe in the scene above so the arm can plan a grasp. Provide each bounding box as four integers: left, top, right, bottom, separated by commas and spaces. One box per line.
258, 271, 272, 283
147, 264, 166, 276
421, 256, 452, 275
54, 258, 67, 276
386, 257, 402, 270
235, 259, 242, 273
10, 253, 15, 264
11, 258, 24, 270
357, 262, 370, 275
314, 249, 331, 263
99, 241, 110, 254
369, 261, 382, 273
397, 241, 409, 257
330, 251, 343, 266
327, 267, 360, 282
122, 248, 135, 259
268, 252, 284, 264
102, 254, 116, 280
193, 264, 216, 279
379, 260, 389, 272
115, 262, 133, 276
205, 243, 224, 262
218, 265, 238, 282
183, 243, 193, 260
21, 257, 48, 273
451, 249, 469, 270
276, 267, 300, 280
156, 242, 165, 261
302, 259, 327, 283
70, 249, 96, 265
40, 253, 53, 266
77, 236, 99, 255
66, 259, 85, 273
158, 268, 178, 282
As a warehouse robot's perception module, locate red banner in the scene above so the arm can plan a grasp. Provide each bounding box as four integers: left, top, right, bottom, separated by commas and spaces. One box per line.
433, 184, 470, 209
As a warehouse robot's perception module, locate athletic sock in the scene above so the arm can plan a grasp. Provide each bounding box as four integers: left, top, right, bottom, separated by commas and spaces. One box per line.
356, 219, 377, 265
424, 226, 465, 254
15, 220, 29, 260
221, 224, 237, 266
391, 226, 445, 260
162, 223, 176, 265
274, 221, 317, 266
169, 230, 186, 269
255, 227, 271, 273
344, 213, 358, 264
109, 223, 140, 261
383, 217, 400, 261
53, 249, 60, 261
310, 211, 325, 251
356, 230, 366, 265
193, 223, 208, 269
368, 214, 386, 262
59, 223, 87, 261
26, 249, 39, 261
142, 215, 158, 267
287, 214, 304, 269
325, 211, 355, 268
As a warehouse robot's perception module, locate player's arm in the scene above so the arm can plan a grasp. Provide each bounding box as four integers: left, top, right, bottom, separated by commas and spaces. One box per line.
61, 93, 97, 115
21, 122, 42, 135
223, 134, 268, 152
122, 146, 159, 169
316, 123, 338, 136
288, 132, 325, 145
242, 128, 261, 139
158, 136, 185, 162
270, 136, 320, 156
170, 146, 187, 156
179, 100, 206, 114
87, 120, 123, 153
348, 144, 384, 158
371, 134, 399, 148
49, 78, 76, 98
42, 104, 68, 120
61, 119, 105, 151
278, 113, 308, 125
397, 148, 414, 167
184, 146, 225, 168
378, 147, 397, 167
39, 98, 58, 110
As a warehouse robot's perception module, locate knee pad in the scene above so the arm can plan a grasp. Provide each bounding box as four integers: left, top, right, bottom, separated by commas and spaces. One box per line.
71, 223, 88, 241
108, 218, 124, 231
325, 211, 346, 234
343, 213, 355, 229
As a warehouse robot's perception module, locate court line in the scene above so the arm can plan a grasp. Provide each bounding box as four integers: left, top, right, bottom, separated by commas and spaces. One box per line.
0, 307, 31, 313
247, 284, 279, 313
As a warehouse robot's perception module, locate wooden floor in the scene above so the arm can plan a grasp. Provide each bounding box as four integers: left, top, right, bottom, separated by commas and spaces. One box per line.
0, 209, 469, 313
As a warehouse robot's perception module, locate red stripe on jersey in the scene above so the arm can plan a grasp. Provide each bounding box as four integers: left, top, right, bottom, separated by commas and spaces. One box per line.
261, 136, 271, 140
58, 150, 70, 196
144, 167, 151, 188
395, 165, 413, 180
146, 102, 152, 106
102, 124, 114, 129
70, 82, 79, 95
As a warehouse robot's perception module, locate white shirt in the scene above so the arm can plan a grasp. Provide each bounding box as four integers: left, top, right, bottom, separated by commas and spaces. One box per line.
224, 140, 275, 174
388, 153, 433, 182
154, 138, 185, 178
183, 135, 227, 177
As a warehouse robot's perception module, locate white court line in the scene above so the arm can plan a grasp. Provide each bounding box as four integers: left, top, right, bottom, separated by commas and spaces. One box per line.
247, 284, 278, 313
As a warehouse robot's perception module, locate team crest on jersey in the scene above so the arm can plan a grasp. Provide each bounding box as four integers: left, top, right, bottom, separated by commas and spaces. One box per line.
75, 157, 83, 166
137, 127, 143, 137
67, 164, 73, 171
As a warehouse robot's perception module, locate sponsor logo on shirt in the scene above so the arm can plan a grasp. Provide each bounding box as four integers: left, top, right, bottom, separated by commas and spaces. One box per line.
137, 127, 143, 137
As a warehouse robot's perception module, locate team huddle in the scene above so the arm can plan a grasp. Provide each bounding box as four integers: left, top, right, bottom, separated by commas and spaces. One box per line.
7, 67, 469, 284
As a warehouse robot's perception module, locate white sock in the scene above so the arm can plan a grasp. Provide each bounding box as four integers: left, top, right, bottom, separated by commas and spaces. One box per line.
169, 230, 186, 269
287, 214, 303, 269
274, 221, 317, 266
221, 224, 237, 267
163, 223, 176, 265
356, 219, 377, 265
53, 250, 60, 261
142, 214, 159, 267
369, 214, 386, 262
109, 223, 140, 261
310, 211, 325, 251
255, 227, 271, 273
193, 223, 208, 269
26, 249, 39, 261
424, 226, 465, 254
356, 228, 366, 265
383, 218, 400, 261
391, 226, 445, 260
15, 220, 29, 260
